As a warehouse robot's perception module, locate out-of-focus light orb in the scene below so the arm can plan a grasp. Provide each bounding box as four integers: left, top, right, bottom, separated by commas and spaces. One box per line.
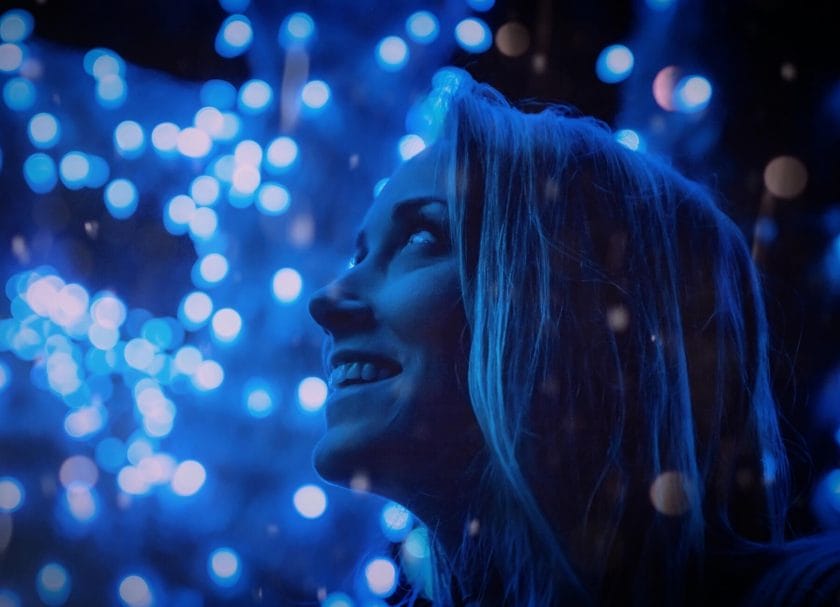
376, 36, 409, 71
256, 183, 290, 215
0, 590, 21, 607
322, 593, 354, 607
91, 294, 126, 329
596, 44, 634, 83
455, 18, 492, 53
104, 178, 139, 219
96, 74, 127, 108
234, 139, 262, 166
95, 437, 125, 472
117, 465, 149, 495
189, 207, 218, 239
238, 79, 273, 114
177, 127, 212, 158
23, 152, 57, 193
403, 526, 431, 559
171, 460, 206, 496
194, 106, 224, 138
218, 112, 240, 140
467, 0, 495, 10
301, 80, 330, 109
615, 128, 645, 151
245, 386, 273, 417
173, 346, 202, 375
649, 471, 690, 515
231, 164, 261, 195
0, 477, 24, 513
673, 75, 712, 113
266, 136, 298, 170
763, 155, 808, 199
652, 65, 680, 111
180, 291, 213, 329
215, 14, 252, 58
198, 253, 229, 285
208, 548, 241, 587
0, 360, 10, 394
126, 438, 154, 466
219, 0, 250, 12
118, 575, 153, 607
90, 51, 125, 79
293, 484, 327, 519
59, 455, 98, 489
84, 154, 110, 188
272, 267, 302, 303
64, 484, 97, 522
124, 338, 156, 371
193, 360, 224, 391
364, 558, 398, 598
211, 308, 242, 343
406, 11, 439, 44
165, 194, 196, 234
190, 175, 221, 206
114, 120, 145, 158
142, 318, 176, 350
380, 502, 413, 541
59, 152, 90, 190
151, 122, 180, 154
64, 404, 107, 438
0, 9, 34, 43
297, 376, 327, 412
200, 79, 237, 110
495, 21, 530, 57
279, 12, 315, 47
36, 563, 71, 606
398, 134, 426, 161
3, 76, 35, 110
28, 113, 60, 149
0, 43, 24, 72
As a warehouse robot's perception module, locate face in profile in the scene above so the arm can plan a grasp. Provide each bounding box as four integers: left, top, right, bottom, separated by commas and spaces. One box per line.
308, 145, 480, 506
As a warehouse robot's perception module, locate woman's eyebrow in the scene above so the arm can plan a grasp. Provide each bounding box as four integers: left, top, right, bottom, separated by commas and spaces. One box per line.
391, 197, 447, 222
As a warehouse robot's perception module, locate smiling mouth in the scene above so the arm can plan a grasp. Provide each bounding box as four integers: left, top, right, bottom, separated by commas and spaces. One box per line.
328, 361, 401, 389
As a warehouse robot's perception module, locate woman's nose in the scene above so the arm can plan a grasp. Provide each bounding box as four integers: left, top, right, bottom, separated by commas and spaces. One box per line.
308, 281, 375, 336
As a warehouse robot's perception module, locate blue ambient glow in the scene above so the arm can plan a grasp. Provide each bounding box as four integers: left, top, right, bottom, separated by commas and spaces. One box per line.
406, 11, 439, 44
674, 75, 713, 113
301, 80, 330, 109
455, 18, 492, 53
376, 36, 409, 71
238, 79, 273, 114
28, 113, 60, 149
219, 0, 249, 12
208, 548, 241, 587
364, 558, 397, 598
200, 79, 237, 110
114, 120, 145, 157
3, 76, 35, 110
215, 15, 253, 58
23, 153, 58, 193
104, 179, 139, 219
293, 484, 328, 519
596, 44, 634, 83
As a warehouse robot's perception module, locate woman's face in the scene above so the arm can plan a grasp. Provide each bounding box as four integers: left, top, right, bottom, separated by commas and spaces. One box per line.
308, 145, 480, 504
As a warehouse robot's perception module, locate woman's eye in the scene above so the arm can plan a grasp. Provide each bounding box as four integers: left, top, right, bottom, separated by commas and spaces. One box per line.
406, 229, 437, 246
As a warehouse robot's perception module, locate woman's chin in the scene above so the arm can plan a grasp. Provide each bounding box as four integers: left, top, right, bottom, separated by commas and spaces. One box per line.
312, 423, 378, 488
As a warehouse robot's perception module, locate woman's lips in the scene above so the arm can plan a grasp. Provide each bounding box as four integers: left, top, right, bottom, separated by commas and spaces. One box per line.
329, 361, 401, 389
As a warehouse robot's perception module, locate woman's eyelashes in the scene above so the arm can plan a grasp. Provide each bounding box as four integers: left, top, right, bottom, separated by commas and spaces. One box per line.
347, 222, 446, 268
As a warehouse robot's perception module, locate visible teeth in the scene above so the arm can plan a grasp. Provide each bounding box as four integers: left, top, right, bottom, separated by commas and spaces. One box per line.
346, 362, 361, 381
361, 363, 377, 381
330, 360, 400, 387
376, 366, 393, 380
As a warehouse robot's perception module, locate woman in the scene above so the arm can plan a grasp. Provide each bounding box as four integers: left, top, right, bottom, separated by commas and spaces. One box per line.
308, 71, 836, 605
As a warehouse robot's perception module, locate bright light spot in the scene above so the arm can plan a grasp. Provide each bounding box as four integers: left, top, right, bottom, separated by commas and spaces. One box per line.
216, 14, 253, 58
649, 471, 691, 516
238, 79, 273, 113
180, 291, 213, 329
211, 154, 235, 182
189, 175, 220, 207
495, 21, 530, 58
96, 74, 127, 108
193, 360, 224, 391
245, 386, 273, 417
64, 403, 107, 438
173, 346, 202, 375
53, 283, 89, 328
208, 548, 241, 586
114, 121, 145, 157
467, 0, 495, 10
256, 183, 290, 215
0, 9, 34, 43
28, 113, 60, 149
90, 294, 126, 329
293, 484, 327, 519
406, 11, 439, 44
0, 43, 24, 73
272, 267, 302, 303
90, 52, 124, 78
297, 376, 327, 412
118, 575, 152, 607
266, 136, 298, 170
189, 207, 218, 239
65, 484, 96, 522
364, 558, 397, 597
194, 106, 224, 138
126, 438, 153, 466
615, 128, 644, 151
380, 502, 413, 541
165, 195, 196, 234
398, 134, 426, 161
322, 592, 354, 607
59, 455, 98, 489
403, 527, 430, 559
301, 80, 330, 109
763, 155, 808, 199
59, 152, 90, 189
232, 164, 261, 194
674, 75, 712, 113
596, 44, 634, 83
0, 477, 24, 513
3, 76, 34, 110
455, 18, 492, 53
234, 139, 262, 166
177, 127, 212, 158
23, 152, 57, 193
376, 36, 409, 71
151, 122, 180, 154
36, 563, 70, 606
117, 465, 149, 495
218, 112, 240, 140
198, 253, 229, 284
104, 178, 139, 219
171, 460, 206, 496
280, 12, 315, 47
124, 338, 156, 371
200, 79, 237, 110
211, 308, 242, 343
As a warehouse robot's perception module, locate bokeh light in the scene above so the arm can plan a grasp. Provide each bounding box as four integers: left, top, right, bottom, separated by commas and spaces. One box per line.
208, 548, 241, 587
406, 11, 439, 44
256, 182, 290, 215
673, 75, 712, 113
238, 79, 273, 114
0, 9, 34, 43
293, 484, 328, 519
596, 44, 634, 83
279, 12, 315, 48
215, 14, 252, 58
266, 136, 298, 171
364, 557, 397, 598
301, 80, 330, 109
114, 120, 145, 158
297, 376, 327, 412
454, 18, 492, 53
118, 575, 153, 607
36, 563, 71, 606
28, 113, 60, 149
272, 267, 302, 303
495, 21, 530, 57
171, 460, 206, 496
376, 36, 409, 72
0, 477, 24, 513
763, 155, 808, 199
104, 178, 139, 219
211, 307, 242, 343
398, 134, 426, 161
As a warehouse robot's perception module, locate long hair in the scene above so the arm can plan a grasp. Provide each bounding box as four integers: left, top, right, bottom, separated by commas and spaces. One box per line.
427, 73, 789, 605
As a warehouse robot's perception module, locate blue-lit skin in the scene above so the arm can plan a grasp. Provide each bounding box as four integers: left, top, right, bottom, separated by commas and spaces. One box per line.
23, 153, 58, 193
0, 42, 24, 72
28, 113, 61, 149
215, 14, 253, 58
104, 178, 139, 219
279, 12, 315, 48
596, 44, 635, 83
238, 79, 273, 114
301, 80, 330, 109
0, 9, 34, 42
308, 145, 481, 509
200, 79, 237, 110
454, 18, 492, 53
113, 120, 145, 158
375, 36, 409, 72
3, 76, 35, 110
59, 152, 90, 190
405, 11, 439, 44
674, 75, 713, 113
